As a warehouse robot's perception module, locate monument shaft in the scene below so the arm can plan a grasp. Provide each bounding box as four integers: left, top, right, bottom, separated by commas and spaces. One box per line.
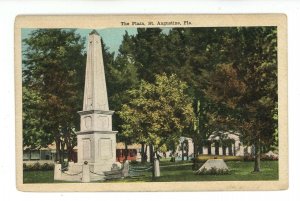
83, 31, 109, 111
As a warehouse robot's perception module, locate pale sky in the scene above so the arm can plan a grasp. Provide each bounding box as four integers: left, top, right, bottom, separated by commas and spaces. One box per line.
22, 28, 171, 55
22, 28, 138, 55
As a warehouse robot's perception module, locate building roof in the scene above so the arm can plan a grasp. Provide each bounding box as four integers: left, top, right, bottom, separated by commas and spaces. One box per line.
208, 131, 240, 141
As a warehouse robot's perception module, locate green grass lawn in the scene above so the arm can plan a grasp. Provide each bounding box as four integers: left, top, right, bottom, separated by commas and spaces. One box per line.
23, 160, 278, 183
23, 170, 54, 183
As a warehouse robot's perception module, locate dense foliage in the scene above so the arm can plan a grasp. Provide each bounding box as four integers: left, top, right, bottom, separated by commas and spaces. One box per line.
118, 74, 195, 157
23, 29, 86, 163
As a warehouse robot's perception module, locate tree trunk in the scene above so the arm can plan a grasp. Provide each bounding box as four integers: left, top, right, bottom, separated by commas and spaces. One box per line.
233, 143, 236, 156
193, 141, 197, 170
67, 147, 73, 162
215, 142, 219, 155
198, 145, 203, 155
186, 141, 189, 161
141, 142, 144, 162
222, 145, 226, 156
208, 142, 211, 155
145, 145, 148, 162
65, 134, 73, 162
254, 140, 261, 172
125, 142, 128, 161
150, 144, 155, 179
193, 140, 197, 159
155, 151, 160, 161
181, 142, 184, 161
55, 138, 61, 163
60, 141, 64, 165
150, 144, 154, 163
228, 144, 233, 156
141, 143, 147, 163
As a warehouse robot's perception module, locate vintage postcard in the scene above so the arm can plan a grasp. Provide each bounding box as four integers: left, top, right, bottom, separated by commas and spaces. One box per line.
15, 14, 288, 191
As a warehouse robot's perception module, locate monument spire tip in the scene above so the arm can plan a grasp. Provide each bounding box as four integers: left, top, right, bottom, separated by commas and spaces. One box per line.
89, 29, 99, 36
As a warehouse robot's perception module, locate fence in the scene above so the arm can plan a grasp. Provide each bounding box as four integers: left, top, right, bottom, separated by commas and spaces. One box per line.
129, 165, 153, 177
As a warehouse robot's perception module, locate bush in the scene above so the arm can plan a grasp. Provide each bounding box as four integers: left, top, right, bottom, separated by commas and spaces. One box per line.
196, 167, 230, 175
195, 155, 243, 163
41, 163, 54, 170
244, 154, 278, 161
262, 154, 278, 161
192, 162, 203, 170
170, 157, 175, 162
23, 162, 54, 171
129, 160, 139, 165
243, 155, 253, 161
32, 162, 41, 171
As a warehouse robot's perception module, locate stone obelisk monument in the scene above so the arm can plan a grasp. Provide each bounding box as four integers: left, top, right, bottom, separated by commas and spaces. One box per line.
77, 30, 117, 174
54, 30, 117, 182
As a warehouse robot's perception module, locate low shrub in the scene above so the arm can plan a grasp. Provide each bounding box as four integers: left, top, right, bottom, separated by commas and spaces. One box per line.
23, 162, 54, 171
129, 160, 139, 165
262, 154, 278, 161
195, 155, 243, 163
244, 154, 278, 161
41, 163, 54, 170
196, 154, 278, 162
170, 157, 176, 162
32, 162, 41, 171
243, 155, 254, 161
192, 162, 203, 170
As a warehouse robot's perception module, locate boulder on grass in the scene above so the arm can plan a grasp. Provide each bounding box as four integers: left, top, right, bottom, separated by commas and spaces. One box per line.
265, 151, 278, 158
195, 159, 229, 175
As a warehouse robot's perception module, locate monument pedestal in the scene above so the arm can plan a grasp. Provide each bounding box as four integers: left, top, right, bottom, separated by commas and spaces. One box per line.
77, 131, 117, 172
54, 162, 106, 182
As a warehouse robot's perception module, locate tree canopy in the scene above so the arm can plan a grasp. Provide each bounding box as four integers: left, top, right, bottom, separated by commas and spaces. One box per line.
23, 29, 86, 162
119, 74, 195, 153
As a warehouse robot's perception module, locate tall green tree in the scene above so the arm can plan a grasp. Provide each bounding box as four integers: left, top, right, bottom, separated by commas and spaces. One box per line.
23, 29, 86, 163
105, 31, 140, 160
130, 28, 171, 82
238, 27, 278, 172
119, 74, 195, 170
23, 86, 52, 150
202, 27, 278, 172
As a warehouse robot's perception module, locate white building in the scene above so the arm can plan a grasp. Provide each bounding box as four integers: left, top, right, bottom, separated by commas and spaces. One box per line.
202, 131, 254, 156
